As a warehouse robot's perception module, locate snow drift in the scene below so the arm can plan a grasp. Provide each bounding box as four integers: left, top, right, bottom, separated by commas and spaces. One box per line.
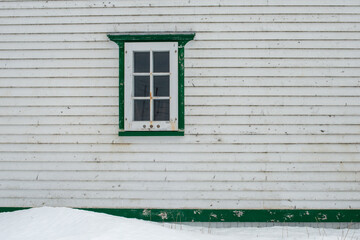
0, 207, 358, 240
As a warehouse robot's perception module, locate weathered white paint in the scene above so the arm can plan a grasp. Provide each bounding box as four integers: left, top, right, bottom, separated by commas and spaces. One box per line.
0, 0, 359, 210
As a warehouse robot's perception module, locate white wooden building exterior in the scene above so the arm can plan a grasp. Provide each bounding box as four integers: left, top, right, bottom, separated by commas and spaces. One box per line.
0, 0, 359, 222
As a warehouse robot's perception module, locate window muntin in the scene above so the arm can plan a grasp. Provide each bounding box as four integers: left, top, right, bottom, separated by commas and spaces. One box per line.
124, 42, 178, 131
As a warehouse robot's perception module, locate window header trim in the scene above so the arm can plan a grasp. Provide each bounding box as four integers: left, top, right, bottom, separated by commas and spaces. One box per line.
107, 32, 195, 47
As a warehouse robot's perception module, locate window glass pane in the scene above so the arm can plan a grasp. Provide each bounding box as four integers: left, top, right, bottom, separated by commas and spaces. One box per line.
134, 52, 150, 73
154, 100, 170, 121
134, 76, 150, 97
134, 100, 150, 121
153, 51, 169, 73
154, 76, 169, 97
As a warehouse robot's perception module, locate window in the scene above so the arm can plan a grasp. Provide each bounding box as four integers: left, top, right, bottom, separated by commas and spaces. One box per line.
125, 42, 178, 131
108, 33, 195, 136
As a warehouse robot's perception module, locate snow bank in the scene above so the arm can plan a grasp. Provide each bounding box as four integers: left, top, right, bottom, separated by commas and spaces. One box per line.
0, 207, 358, 240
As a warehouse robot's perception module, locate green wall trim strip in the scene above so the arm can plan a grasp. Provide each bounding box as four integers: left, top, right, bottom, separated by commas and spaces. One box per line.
108, 32, 195, 136
0, 207, 30, 213
1, 208, 359, 222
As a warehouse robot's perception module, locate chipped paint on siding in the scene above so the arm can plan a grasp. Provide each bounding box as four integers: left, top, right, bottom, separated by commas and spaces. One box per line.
0, 0, 359, 211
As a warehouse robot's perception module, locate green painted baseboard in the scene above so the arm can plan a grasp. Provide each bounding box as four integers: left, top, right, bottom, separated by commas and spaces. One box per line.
1, 208, 359, 222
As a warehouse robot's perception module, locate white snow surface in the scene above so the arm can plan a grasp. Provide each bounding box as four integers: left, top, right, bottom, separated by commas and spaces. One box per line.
0, 207, 359, 240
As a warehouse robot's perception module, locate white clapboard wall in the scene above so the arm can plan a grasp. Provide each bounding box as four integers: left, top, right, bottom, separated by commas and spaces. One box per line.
0, 0, 359, 209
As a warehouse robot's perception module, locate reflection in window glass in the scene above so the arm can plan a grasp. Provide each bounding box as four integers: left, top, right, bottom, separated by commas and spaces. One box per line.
153, 51, 169, 72
134, 100, 150, 121
154, 76, 169, 97
154, 100, 170, 121
134, 52, 150, 73
134, 76, 150, 97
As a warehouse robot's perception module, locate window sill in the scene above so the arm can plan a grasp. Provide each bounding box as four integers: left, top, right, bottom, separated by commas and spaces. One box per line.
118, 131, 184, 136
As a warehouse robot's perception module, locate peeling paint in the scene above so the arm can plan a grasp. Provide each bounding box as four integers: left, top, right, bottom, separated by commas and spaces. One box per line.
142, 209, 151, 216
233, 210, 244, 217
158, 212, 168, 220
170, 121, 177, 131
194, 210, 202, 215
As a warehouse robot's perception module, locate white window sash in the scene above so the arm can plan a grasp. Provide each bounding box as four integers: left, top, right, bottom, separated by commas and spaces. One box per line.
124, 42, 178, 131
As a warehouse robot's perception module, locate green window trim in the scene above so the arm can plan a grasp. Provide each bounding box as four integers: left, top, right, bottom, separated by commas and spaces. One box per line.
1, 208, 359, 223
107, 32, 195, 136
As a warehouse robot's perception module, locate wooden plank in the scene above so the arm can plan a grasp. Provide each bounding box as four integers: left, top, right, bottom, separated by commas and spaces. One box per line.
0, 23, 359, 34
0, 59, 118, 68
186, 68, 360, 77
0, 161, 359, 172
1, 106, 359, 116
0, 68, 118, 78
186, 86, 360, 96
0, 152, 357, 163
198, 31, 360, 40
0, 170, 357, 182
0, 116, 118, 125
2, 58, 360, 69
187, 106, 360, 116
1, 15, 359, 25
1, 134, 360, 144
0, 77, 358, 87
0, 106, 118, 116
0, 198, 357, 209
0, 33, 109, 42
1, 189, 360, 201
186, 49, 360, 58
1, 7, 360, 18
0, 96, 359, 107
185, 87, 360, 96
186, 77, 360, 87
0, 49, 360, 60
1, 86, 359, 97
0, 6, 359, 16
2, 40, 360, 50
186, 58, 360, 68
0, 49, 117, 59
0, 88, 118, 97
189, 40, 360, 49
186, 115, 360, 124
186, 96, 360, 106
0, 97, 118, 106
1, 68, 360, 78
0, 78, 118, 87
0, 115, 359, 129
1, 32, 360, 43
2, 180, 359, 192
1, 0, 360, 9
0, 143, 359, 153
0, 124, 360, 135
0, 198, 360, 209
0, 114, 359, 125
0, 41, 115, 50
187, 125, 360, 135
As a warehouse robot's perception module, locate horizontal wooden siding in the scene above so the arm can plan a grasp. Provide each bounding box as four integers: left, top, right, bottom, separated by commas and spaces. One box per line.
0, 0, 359, 209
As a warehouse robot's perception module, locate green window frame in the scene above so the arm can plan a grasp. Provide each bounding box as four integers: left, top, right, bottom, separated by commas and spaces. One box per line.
108, 32, 195, 136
